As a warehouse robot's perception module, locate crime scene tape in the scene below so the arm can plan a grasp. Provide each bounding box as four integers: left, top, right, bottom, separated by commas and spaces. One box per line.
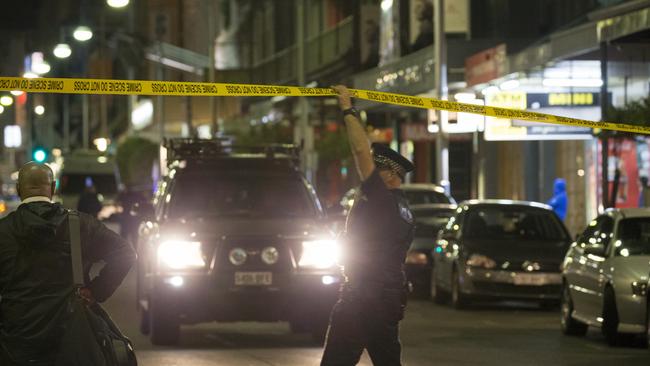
1, 76, 649, 135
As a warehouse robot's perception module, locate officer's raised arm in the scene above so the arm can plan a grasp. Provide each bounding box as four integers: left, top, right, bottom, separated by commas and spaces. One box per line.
332, 85, 375, 180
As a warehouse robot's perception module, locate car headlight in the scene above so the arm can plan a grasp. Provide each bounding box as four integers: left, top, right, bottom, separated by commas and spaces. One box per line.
466, 254, 497, 269
261, 246, 279, 265
299, 239, 341, 269
157, 240, 206, 270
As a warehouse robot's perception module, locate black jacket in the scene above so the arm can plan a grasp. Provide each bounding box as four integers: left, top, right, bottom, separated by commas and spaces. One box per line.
0, 202, 136, 364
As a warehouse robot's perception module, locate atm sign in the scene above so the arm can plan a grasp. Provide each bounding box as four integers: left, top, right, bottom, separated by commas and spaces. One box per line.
548, 93, 595, 106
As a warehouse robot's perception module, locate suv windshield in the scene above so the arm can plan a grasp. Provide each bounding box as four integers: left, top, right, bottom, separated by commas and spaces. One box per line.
168, 173, 316, 218
405, 190, 451, 204
463, 206, 568, 241
615, 218, 650, 257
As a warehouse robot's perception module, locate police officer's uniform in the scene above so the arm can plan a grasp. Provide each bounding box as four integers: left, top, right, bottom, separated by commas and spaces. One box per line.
321, 144, 415, 366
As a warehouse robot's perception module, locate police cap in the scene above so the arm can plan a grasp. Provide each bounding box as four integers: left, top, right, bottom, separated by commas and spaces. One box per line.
371, 143, 414, 180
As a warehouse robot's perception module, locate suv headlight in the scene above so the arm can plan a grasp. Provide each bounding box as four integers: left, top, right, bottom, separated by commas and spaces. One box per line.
299, 240, 341, 269
466, 254, 497, 269
158, 240, 206, 270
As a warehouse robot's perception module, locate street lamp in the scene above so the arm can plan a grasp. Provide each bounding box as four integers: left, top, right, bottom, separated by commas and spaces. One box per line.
10, 90, 24, 96
94, 137, 109, 152
34, 105, 45, 115
32, 61, 51, 75
53, 43, 72, 59
107, 0, 129, 8
23, 72, 38, 79
0, 105, 4, 114
0, 96, 13, 106
73, 26, 93, 42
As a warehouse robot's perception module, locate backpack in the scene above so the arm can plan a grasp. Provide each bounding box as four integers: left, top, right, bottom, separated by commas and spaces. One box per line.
54, 211, 137, 366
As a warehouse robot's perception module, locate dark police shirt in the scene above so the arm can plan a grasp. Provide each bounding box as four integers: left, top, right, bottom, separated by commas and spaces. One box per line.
343, 169, 415, 289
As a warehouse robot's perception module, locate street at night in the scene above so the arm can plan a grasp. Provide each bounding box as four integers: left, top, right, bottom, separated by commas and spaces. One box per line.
101, 271, 649, 365
2, 1, 650, 365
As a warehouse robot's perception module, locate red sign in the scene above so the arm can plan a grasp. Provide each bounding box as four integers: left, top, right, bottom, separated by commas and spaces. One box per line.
465, 44, 506, 87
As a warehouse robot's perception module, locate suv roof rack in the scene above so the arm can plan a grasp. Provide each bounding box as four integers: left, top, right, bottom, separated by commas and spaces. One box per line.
163, 138, 301, 164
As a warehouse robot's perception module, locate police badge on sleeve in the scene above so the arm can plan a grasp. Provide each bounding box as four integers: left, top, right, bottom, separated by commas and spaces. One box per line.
398, 201, 414, 224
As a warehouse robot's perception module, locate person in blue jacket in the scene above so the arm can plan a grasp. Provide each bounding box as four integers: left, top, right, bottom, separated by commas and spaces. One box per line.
548, 178, 568, 221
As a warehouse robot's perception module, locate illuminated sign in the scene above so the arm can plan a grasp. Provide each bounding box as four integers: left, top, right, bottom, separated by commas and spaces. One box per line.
548, 93, 594, 106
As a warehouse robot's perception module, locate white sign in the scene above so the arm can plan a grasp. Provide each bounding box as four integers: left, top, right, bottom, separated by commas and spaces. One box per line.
4, 125, 21, 148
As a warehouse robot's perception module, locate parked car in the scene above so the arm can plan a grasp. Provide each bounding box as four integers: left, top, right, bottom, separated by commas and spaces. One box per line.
405, 204, 456, 297
56, 150, 121, 220
134, 139, 341, 345
431, 200, 571, 308
338, 183, 455, 217
561, 208, 650, 347
402, 183, 456, 206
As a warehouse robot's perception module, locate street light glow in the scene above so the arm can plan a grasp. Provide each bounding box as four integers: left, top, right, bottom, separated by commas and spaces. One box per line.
53, 43, 72, 58
10, 90, 24, 96
107, 0, 130, 8
73, 26, 93, 42
0, 96, 13, 106
34, 105, 45, 115
94, 137, 109, 152
0, 105, 4, 114
32, 61, 51, 75
23, 72, 39, 79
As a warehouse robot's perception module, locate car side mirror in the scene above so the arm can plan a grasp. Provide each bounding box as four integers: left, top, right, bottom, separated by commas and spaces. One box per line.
131, 202, 154, 221
583, 244, 606, 258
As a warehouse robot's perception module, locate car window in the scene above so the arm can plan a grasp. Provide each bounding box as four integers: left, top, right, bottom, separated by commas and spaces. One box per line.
614, 218, 650, 257
578, 215, 614, 249
404, 190, 451, 205
463, 206, 568, 241
59, 173, 118, 196
412, 209, 455, 237
167, 173, 316, 219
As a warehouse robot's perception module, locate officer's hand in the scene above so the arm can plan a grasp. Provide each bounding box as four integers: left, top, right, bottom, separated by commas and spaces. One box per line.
332, 85, 353, 110
79, 287, 96, 304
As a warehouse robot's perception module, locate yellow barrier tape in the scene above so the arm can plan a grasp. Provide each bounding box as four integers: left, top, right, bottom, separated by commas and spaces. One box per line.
1, 76, 649, 135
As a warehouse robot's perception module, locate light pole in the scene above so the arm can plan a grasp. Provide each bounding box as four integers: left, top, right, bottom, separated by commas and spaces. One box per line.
433, 0, 449, 192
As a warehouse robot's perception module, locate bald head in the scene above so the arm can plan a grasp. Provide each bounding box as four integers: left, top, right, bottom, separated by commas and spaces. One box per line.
17, 162, 56, 200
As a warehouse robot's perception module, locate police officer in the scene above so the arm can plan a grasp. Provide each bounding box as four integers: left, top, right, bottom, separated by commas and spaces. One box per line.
321, 85, 415, 366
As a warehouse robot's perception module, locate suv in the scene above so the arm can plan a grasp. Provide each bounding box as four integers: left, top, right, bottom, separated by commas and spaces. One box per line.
135, 139, 341, 345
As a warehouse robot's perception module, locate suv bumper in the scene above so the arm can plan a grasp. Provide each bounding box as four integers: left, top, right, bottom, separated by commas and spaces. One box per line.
150, 271, 341, 324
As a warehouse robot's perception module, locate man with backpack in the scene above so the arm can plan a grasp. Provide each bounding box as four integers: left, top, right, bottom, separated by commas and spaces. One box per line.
0, 162, 136, 365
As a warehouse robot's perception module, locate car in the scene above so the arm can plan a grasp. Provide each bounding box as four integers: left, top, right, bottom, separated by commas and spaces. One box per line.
405, 204, 457, 297
431, 200, 571, 309
338, 183, 455, 217
133, 139, 341, 345
56, 150, 121, 220
401, 183, 457, 206
0, 195, 20, 219
561, 208, 650, 347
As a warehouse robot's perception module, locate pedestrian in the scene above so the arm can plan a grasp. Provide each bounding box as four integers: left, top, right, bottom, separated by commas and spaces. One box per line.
77, 178, 103, 218
0, 162, 136, 366
638, 176, 650, 208
548, 178, 568, 221
320, 85, 415, 366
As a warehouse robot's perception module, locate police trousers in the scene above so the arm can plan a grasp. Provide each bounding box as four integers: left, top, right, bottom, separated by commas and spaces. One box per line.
320, 285, 406, 366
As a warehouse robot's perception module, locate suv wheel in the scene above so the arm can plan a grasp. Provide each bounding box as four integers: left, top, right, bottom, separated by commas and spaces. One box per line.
560, 283, 587, 336
150, 298, 180, 346
451, 268, 469, 309
430, 267, 448, 304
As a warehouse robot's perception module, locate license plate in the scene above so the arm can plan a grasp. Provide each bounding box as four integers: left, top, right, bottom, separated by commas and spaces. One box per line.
513, 274, 555, 286
234, 272, 273, 286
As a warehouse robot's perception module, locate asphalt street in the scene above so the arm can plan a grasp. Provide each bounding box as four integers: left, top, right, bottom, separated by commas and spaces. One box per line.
104, 270, 650, 366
